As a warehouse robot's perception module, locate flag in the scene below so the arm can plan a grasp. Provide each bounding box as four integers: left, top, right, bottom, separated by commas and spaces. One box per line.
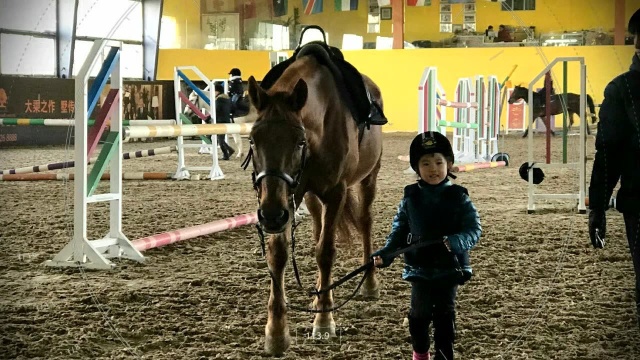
335, 0, 357, 11
243, 0, 256, 18
272, 0, 288, 16
406, 0, 430, 5
302, 0, 323, 15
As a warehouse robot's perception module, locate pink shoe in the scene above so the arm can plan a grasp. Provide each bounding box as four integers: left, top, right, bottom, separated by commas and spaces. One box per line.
413, 351, 430, 360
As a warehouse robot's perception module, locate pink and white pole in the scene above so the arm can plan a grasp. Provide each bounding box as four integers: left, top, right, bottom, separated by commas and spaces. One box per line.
132, 212, 258, 251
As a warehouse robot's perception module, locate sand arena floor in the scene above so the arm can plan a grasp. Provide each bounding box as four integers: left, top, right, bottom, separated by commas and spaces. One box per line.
1, 132, 639, 359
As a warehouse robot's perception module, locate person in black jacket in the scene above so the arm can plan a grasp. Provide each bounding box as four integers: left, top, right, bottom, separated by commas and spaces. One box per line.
228, 68, 249, 117
372, 132, 481, 360
588, 8, 640, 328
213, 83, 235, 160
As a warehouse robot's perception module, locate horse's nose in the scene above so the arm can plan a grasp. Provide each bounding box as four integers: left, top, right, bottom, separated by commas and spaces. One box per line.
257, 208, 289, 233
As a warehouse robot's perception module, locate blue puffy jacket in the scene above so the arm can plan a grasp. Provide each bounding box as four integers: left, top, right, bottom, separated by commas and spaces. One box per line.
372, 179, 481, 283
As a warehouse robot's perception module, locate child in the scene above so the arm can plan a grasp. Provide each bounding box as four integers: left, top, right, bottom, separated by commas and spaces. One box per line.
372, 131, 482, 360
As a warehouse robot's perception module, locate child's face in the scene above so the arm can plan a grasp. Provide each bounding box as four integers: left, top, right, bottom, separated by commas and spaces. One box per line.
417, 153, 451, 185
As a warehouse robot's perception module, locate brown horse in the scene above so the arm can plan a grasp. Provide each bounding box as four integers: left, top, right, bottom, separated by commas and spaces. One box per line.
246, 54, 383, 355
507, 85, 597, 137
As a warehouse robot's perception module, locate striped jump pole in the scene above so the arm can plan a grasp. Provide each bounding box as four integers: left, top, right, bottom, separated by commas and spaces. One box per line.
132, 212, 258, 251
436, 99, 478, 108
1, 146, 176, 175
451, 161, 506, 173
0, 118, 177, 126
0, 172, 173, 181
123, 123, 253, 140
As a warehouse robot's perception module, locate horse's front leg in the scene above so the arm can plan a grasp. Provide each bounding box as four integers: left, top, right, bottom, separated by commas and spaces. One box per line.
265, 232, 290, 356
313, 184, 346, 336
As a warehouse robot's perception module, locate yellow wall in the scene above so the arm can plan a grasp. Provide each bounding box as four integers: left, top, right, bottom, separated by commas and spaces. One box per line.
157, 50, 274, 80
165, 0, 639, 48
162, 0, 201, 48
157, 45, 636, 132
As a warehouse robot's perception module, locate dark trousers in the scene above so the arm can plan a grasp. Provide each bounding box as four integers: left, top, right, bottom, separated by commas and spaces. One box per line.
215, 135, 233, 158
409, 280, 458, 360
624, 212, 640, 325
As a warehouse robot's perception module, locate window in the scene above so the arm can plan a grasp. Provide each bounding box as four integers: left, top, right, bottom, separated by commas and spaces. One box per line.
159, 16, 178, 49
73, 40, 142, 79
76, 0, 142, 42
501, 0, 535, 11
0, 34, 55, 75
0, 0, 56, 33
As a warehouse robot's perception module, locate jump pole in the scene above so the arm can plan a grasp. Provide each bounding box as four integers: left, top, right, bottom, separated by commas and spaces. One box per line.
0, 172, 173, 181
0, 118, 177, 126
132, 212, 258, 251
563, 61, 568, 164
452, 161, 506, 173
545, 71, 552, 164
1, 146, 176, 175
122, 123, 252, 140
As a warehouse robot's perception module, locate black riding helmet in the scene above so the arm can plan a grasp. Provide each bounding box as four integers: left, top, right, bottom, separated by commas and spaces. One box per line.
629, 8, 640, 35
409, 131, 455, 172
229, 68, 242, 77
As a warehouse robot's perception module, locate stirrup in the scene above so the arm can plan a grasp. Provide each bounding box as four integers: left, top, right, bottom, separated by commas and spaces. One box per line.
368, 103, 388, 126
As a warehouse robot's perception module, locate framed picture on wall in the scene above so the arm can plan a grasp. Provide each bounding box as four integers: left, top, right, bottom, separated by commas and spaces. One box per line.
464, 23, 476, 31
440, 23, 452, 33
463, 14, 475, 23
464, 3, 475, 12
440, 4, 452, 12
452, 24, 463, 33
440, 13, 452, 23
380, 7, 392, 20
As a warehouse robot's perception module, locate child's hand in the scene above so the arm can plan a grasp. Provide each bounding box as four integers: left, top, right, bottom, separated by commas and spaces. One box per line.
443, 237, 451, 252
373, 256, 384, 267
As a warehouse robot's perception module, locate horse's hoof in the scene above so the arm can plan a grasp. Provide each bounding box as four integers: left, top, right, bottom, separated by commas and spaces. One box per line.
312, 322, 336, 338
359, 286, 380, 299
264, 332, 290, 356
236, 153, 244, 159
360, 277, 380, 299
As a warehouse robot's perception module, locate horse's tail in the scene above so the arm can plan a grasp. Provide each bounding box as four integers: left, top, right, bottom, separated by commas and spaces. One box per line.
587, 94, 598, 123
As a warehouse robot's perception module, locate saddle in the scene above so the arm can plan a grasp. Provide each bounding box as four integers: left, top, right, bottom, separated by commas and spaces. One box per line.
260, 26, 387, 129
231, 93, 250, 118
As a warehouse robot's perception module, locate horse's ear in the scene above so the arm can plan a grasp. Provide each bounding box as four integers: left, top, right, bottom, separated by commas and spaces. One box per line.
290, 78, 308, 112
248, 76, 268, 111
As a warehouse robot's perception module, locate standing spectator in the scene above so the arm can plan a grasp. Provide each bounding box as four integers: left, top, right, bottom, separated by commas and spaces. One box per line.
496, 25, 513, 42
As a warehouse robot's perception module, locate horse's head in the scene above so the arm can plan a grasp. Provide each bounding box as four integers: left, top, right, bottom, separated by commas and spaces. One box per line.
508, 85, 527, 104
246, 75, 309, 233
183, 91, 199, 115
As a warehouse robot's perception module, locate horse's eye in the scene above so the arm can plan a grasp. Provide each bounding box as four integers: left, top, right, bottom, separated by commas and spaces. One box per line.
249, 138, 254, 146
297, 140, 306, 149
